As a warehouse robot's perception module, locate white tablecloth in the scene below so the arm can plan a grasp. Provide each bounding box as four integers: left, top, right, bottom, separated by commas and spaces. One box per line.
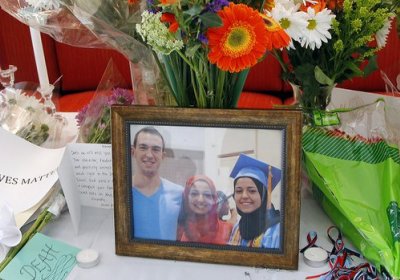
42, 185, 348, 280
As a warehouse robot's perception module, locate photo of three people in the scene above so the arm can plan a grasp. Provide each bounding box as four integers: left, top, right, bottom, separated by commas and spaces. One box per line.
129, 125, 284, 250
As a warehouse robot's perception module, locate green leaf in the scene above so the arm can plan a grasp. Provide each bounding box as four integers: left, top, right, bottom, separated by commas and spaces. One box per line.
315, 66, 334, 86
183, 5, 203, 17
294, 63, 316, 86
363, 55, 378, 77
346, 61, 364, 77
199, 12, 222, 28
185, 44, 201, 58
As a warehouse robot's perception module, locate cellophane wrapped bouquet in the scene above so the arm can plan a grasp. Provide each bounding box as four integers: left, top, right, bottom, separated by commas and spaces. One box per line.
0, 68, 68, 270
75, 60, 135, 144
0, 68, 67, 148
0, 0, 165, 105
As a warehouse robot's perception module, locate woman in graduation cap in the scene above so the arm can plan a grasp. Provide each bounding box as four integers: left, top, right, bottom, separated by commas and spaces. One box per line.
177, 175, 232, 245
228, 154, 281, 249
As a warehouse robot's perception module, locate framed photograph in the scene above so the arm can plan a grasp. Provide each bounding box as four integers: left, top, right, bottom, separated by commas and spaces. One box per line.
112, 106, 302, 270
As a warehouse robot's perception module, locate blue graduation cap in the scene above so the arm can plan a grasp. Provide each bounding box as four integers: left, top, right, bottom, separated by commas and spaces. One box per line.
229, 154, 282, 190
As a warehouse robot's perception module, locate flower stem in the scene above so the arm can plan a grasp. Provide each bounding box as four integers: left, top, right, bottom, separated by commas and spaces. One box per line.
272, 49, 289, 74
0, 209, 53, 272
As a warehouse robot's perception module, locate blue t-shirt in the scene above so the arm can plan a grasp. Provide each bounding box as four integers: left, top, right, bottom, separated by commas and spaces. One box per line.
132, 178, 183, 241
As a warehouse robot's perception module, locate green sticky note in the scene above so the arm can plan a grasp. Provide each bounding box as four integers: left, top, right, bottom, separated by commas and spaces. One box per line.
312, 110, 340, 126
0, 233, 80, 280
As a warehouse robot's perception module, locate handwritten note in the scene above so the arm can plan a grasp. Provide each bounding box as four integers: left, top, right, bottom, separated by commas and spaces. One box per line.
68, 143, 113, 209
0, 233, 80, 280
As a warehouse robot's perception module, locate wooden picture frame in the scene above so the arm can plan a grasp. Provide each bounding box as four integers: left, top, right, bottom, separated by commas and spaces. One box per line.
112, 106, 302, 270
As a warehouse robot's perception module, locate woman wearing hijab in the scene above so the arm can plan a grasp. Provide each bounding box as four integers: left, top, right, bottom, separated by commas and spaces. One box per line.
228, 154, 281, 249
178, 175, 232, 245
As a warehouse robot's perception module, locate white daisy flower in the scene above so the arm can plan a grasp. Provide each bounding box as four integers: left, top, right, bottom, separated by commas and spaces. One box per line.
271, 3, 308, 43
274, 0, 300, 10
299, 8, 335, 50
376, 17, 393, 49
19, 94, 43, 112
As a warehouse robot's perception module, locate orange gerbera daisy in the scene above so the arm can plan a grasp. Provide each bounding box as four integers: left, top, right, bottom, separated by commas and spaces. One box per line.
300, 0, 326, 12
160, 0, 178, 5
263, 0, 275, 12
161, 13, 179, 33
327, 0, 344, 11
207, 3, 268, 73
262, 14, 290, 50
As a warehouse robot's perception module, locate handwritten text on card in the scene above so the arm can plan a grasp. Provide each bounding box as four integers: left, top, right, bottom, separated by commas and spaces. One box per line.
68, 144, 113, 209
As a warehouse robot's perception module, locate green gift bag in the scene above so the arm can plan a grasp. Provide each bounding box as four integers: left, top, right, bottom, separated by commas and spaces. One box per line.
302, 101, 400, 278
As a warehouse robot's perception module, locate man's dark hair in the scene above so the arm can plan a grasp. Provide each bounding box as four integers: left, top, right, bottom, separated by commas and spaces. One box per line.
133, 126, 165, 151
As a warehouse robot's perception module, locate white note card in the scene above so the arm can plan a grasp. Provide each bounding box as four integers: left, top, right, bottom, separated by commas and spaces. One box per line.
67, 143, 113, 209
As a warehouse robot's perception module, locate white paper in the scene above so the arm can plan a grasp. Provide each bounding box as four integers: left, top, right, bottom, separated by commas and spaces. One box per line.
0, 128, 65, 213
57, 147, 81, 234
62, 143, 113, 209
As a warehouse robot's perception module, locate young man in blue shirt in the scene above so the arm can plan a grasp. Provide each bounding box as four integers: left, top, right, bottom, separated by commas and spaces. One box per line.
131, 127, 183, 241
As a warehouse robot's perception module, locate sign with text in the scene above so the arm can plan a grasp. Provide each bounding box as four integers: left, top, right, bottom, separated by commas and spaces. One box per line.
0, 128, 65, 213
0, 233, 80, 280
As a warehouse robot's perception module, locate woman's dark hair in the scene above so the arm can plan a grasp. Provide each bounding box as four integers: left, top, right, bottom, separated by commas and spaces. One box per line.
233, 176, 269, 240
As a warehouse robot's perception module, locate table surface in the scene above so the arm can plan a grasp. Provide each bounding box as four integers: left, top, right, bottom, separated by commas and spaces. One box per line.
42, 184, 349, 280
43, 88, 395, 279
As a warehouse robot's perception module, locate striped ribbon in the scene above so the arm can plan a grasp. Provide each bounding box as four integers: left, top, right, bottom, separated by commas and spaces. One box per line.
302, 127, 400, 165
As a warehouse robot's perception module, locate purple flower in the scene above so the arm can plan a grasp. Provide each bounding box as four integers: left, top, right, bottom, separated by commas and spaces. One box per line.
108, 88, 135, 106
75, 104, 89, 126
198, 34, 208, 44
205, 0, 229, 13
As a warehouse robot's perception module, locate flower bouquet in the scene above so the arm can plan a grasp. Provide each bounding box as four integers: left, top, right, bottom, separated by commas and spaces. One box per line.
75, 61, 136, 144
263, 0, 397, 121
0, 67, 67, 148
0, 0, 166, 105
76, 87, 135, 143
136, 0, 290, 108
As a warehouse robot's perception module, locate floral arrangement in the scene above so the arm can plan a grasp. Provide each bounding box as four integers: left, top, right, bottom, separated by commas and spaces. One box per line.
1, 0, 397, 110
136, 0, 290, 108
76, 87, 135, 144
0, 88, 62, 146
264, 0, 396, 112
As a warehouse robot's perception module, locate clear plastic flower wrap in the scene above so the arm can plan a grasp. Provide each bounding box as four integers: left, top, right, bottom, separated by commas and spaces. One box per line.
0, 64, 72, 148
0, 84, 69, 148
75, 59, 135, 144
0, 0, 106, 48
380, 69, 400, 97
0, 0, 167, 104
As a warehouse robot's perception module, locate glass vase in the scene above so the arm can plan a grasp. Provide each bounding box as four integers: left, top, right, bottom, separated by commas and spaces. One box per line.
161, 52, 249, 109
289, 82, 336, 124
